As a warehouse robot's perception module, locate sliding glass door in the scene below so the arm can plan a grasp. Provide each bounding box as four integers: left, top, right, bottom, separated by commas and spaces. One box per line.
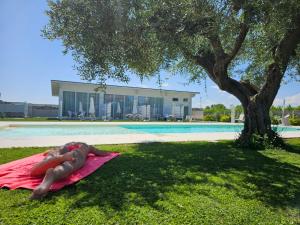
104, 94, 134, 120
62, 91, 75, 117
138, 96, 164, 119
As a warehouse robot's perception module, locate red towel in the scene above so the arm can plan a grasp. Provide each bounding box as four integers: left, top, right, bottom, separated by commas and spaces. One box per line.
0, 152, 120, 191
66, 144, 82, 151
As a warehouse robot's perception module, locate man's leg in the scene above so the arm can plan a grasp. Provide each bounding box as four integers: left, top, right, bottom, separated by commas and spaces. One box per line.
30, 152, 74, 177
30, 161, 75, 200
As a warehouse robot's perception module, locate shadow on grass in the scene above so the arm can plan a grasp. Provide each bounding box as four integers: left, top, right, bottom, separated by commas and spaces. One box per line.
284, 139, 300, 154
51, 141, 300, 213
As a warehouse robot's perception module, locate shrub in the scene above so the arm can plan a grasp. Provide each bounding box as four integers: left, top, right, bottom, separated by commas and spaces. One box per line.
289, 117, 300, 126
203, 114, 216, 121
0, 112, 6, 118
271, 116, 281, 125
219, 115, 230, 122
236, 132, 285, 150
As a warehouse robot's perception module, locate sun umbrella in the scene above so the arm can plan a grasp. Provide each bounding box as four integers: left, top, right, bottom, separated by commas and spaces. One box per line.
79, 101, 83, 114
89, 97, 95, 117
116, 102, 121, 114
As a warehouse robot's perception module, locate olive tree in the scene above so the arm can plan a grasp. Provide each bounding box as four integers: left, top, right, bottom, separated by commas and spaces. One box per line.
43, 0, 300, 147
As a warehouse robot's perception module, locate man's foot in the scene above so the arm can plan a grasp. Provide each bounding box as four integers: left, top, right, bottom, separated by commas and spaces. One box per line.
29, 168, 55, 200
29, 187, 48, 200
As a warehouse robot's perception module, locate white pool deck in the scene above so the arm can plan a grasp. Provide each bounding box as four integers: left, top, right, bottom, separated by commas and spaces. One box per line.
0, 121, 299, 148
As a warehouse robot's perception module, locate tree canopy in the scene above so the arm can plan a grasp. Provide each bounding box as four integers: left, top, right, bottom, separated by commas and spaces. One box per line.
43, 0, 300, 85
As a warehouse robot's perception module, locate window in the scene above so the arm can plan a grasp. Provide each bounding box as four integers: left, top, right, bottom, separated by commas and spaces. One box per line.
62, 91, 75, 116
124, 96, 134, 115
76, 92, 88, 116
104, 94, 134, 120
183, 98, 188, 102
138, 96, 164, 119
172, 98, 178, 102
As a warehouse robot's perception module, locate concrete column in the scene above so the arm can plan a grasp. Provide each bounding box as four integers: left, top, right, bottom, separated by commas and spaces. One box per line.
58, 89, 63, 118
99, 92, 105, 119
230, 105, 235, 123
74, 91, 77, 115
24, 102, 28, 118
189, 96, 193, 115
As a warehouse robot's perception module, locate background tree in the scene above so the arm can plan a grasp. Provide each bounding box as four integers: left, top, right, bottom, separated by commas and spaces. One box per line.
43, 0, 300, 147
204, 104, 230, 121
235, 105, 243, 116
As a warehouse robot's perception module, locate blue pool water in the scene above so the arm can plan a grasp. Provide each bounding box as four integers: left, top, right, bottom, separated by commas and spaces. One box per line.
0, 124, 299, 138
121, 124, 299, 133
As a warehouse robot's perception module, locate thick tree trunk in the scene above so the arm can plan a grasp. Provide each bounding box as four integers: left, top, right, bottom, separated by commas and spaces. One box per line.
211, 73, 283, 148
237, 95, 283, 148
241, 98, 270, 138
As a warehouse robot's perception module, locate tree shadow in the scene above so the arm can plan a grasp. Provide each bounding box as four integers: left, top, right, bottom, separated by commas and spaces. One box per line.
51, 141, 300, 214
283, 139, 300, 154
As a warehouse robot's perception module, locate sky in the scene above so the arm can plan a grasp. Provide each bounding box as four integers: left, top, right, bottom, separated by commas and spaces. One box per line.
0, 0, 299, 108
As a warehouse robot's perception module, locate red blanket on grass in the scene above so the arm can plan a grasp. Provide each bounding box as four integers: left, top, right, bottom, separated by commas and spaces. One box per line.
0, 152, 119, 191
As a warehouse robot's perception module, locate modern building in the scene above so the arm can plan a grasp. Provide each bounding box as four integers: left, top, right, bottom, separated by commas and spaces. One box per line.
51, 80, 199, 120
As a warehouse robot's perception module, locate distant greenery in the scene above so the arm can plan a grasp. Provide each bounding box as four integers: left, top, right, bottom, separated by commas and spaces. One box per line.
212, 104, 300, 125
0, 139, 300, 224
219, 115, 231, 122
269, 105, 300, 125
203, 104, 231, 122
289, 117, 300, 126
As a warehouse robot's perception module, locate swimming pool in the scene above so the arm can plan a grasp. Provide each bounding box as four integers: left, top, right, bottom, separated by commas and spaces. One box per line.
0, 124, 299, 138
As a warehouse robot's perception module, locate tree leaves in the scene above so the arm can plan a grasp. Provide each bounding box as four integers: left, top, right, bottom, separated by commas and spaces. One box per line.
43, 0, 300, 85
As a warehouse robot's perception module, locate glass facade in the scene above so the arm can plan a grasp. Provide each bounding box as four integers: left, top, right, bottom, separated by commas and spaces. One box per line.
104, 94, 134, 120
62, 91, 99, 117
124, 96, 134, 115
138, 96, 163, 119
62, 91, 165, 120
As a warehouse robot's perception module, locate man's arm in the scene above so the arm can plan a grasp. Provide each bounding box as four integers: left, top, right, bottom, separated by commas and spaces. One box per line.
88, 145, 109, 156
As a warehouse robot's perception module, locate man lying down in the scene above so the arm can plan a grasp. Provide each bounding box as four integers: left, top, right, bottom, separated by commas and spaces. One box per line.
29, 142, 108, 200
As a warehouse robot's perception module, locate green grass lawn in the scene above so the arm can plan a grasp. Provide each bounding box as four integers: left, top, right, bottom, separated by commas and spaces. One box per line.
0, 140, 300, 225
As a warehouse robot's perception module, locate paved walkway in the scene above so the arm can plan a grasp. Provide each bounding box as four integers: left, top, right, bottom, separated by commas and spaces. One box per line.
0, 121, 299, 148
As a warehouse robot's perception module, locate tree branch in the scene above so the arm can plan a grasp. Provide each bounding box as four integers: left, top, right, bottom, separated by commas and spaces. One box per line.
181, 47, 215, 79
194, 51, 215, 77
208, 34, 228, 60
202, 33, 257, 104
225, 23, 249, 65
275, 14, 300, 68
260, 13, 300, 107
